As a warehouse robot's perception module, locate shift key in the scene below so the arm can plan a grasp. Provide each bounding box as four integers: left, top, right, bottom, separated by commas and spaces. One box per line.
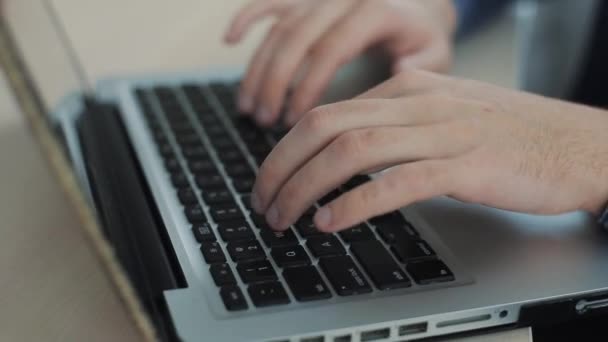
350, 240, 411, 290
319, 256, 371, 296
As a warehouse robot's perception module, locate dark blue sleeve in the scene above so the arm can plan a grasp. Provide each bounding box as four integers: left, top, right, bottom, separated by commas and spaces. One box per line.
454, 0, 515, 38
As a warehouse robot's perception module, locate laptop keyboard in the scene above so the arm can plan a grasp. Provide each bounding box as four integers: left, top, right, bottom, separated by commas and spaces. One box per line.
134, 82, 455, 312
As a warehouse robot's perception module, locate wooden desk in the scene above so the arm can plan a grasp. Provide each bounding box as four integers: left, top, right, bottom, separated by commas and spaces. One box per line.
0, 1, 529, 341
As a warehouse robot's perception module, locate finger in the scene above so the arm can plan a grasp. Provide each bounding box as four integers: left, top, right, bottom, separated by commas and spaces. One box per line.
238, 9, 306, 114
256, 0, 355, 126
284, 2, 398, 125
314, 159, 454, 232
355, 69, 448, 100
392, 41, 453, 74
253, 96, 452, 213
264, 124, 464, 230
224, 0, 295, 43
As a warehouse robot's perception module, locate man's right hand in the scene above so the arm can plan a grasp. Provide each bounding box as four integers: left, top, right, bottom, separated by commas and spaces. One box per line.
224, 0, 457, 127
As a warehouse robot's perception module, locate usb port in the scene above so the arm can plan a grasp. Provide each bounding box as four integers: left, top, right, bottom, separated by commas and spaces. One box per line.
399, 322, 428, 336
361, 327, 390, 341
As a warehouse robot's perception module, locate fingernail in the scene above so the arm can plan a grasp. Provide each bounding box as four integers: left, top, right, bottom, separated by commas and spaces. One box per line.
238, 94, 253, 113
314, 207, 332, 230
256, 107, 272, 123
266, 203, 280, 229
251, 192, 262, 213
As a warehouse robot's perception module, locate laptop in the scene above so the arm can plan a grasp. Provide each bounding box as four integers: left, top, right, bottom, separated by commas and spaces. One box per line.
3, 2, 608, 341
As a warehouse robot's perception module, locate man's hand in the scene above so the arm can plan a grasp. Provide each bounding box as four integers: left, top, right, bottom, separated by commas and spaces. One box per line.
225, 0, 456, 126
250, 70, 608, 232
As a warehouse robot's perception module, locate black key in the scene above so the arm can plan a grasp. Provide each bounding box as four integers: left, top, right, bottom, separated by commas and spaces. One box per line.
338, 225, 375, 243
260, 228, 298, 248
196, 174, 226, 189
176, 132, 201, 147
217, 148, 244, 163
218, 220, 255, 241
205, 124, 227, 138
220, 286, 248, 311
164, 158, 181, 172
227, 240, 265, 262
295, 216, 324, 237
177, 188, 198, 205
250, 213, 271, 230
248, 281, 290, 307
182, 145, 208, 159
232, 177, 255, 193
370, 212, 418, 238
210, 203, 244, 222
189, 159, 216, 173
210, 263, 236, 286
171, 173, 190, 188
237, 260, 277, 283
342, 175, 371, 190
318, 189, 342, 206
350, 240, 411, 290
271, 245, 310, 268
225, 162, 254, 178
376, 224, 418, 245
406, 259, 454, 285
158, 142, 174, 158
283, 266, 332, 302
241, 194, 253, 211
185, 205, 207, 223
319, 256, 372, 296
391, 240, 435, 262
210, 136, 237, 150
203, 189, 233, 204
307, 235, 346, 258
192, 222, 216, 242
200, 241, 226, 264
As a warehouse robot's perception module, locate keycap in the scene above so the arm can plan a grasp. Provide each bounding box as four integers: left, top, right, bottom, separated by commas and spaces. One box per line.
158, 142, 174, 158
283, 266, 332, 302
220, 286, 248, 311
237, 260, 277, 283
250, 213, 270, 230
185, 205, 207, 223
195, 174, 225, 189
319, 256, 372, 296
271, 245, 311, 268
203, 189, 233, 205
248, 281, 290, 307
205, 124, 227, 138
342, 175, 371, 190
260, 228, 299, 248
295, 216, 324, 237
165, 158, 181, 172
210, 263, 236, 286
192, 222, 216, 242
338, 225, 375, 243
318, 189, 342, 206
189, 159, 216, 173
176, 132, 201, 147
370, 212, 418, 238
240, 194, 253, 211
232, 177, 255, 193
182, 145, 209, 160
177, 188, 198, 205
350, 240, 410, 290
210, 136, 237, 150
171, 173, 190, 188
376, 224, 418, 245
218, 220, 255, 241
210, 203, 244, 222
307, 235, 346, 258
200, 241, 226, 264
225, 162, 254, 178
227, 240, 265, 262
217, 148, 243, 163
391, 240, 435, 262
406, 259, 454, 285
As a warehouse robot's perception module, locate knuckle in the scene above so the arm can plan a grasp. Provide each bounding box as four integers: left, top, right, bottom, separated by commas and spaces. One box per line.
301, 106, 333, 133
331, 131, 367, 157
